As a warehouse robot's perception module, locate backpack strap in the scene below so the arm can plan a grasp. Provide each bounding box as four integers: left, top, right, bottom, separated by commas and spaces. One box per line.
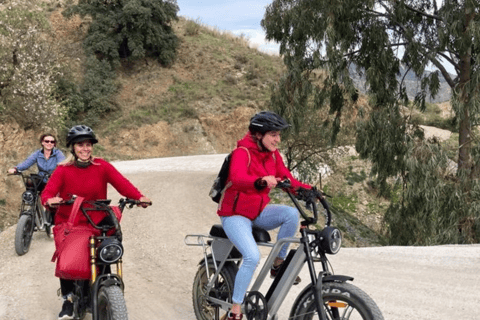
237, 146, 251, 167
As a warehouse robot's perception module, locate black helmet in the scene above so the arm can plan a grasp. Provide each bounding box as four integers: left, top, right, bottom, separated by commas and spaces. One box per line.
249, 111, 290, 134
66, 125, 98, 147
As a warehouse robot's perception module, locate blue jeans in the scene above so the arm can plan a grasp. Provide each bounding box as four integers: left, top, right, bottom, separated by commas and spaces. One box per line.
221, 204, 299, 304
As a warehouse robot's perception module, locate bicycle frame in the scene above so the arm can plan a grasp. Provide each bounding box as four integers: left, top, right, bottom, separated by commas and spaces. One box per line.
18, 173, 48, 230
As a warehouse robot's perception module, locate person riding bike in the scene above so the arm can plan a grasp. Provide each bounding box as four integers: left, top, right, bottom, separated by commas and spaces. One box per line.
41, 125, 151, 320
217, 111, 313, 320
8, 133, 65, 191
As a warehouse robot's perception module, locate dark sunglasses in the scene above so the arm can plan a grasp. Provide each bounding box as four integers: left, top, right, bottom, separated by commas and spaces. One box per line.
43, 140, 56, 144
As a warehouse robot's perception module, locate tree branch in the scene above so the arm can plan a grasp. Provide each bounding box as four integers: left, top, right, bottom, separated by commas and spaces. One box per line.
428, 57, 456, 87
401, 1, 443, 21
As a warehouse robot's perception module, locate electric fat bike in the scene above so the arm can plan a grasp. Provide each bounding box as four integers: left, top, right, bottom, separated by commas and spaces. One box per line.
185, 180, 384, 320
9, 171, 52, 255
57, 197, 151, 320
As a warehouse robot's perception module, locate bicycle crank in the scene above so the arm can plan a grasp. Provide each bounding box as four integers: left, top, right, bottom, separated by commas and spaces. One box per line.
244, 291, 267, 320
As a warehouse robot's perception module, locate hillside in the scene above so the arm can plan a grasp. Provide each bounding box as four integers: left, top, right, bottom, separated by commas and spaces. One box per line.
1, 6, 287, 231
350, 65, 453, 103
0, 2, 456, 247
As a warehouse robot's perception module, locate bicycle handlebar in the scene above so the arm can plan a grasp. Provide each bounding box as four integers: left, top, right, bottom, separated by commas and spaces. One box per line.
51, 198, 151, 236
118, 198, 152, 211
8, 171, 50, 190
276, 180, 332, 227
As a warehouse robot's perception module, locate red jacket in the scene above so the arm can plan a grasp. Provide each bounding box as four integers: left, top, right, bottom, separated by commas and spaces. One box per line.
41, 158, 144, 226
217, 133, 311, 220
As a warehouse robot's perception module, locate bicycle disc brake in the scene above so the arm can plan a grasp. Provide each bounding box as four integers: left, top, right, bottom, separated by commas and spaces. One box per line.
244, 291, 267, 320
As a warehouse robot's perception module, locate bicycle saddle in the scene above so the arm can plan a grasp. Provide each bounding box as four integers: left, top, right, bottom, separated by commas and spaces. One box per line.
209, 224, 271, 243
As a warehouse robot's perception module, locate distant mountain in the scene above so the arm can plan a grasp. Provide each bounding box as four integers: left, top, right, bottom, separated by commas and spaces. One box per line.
349, 65, 453, 103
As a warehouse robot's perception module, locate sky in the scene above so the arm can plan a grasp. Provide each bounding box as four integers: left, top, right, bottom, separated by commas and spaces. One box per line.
176, 0, 280, 55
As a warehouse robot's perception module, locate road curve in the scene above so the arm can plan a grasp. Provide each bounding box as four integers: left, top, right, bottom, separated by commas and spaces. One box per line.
0, 155, 479, 320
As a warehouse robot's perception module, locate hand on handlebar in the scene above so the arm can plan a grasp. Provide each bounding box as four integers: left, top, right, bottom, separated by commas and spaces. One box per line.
138, 197, 152, 208
47, 197, 64, 207
261, 176, 281, 189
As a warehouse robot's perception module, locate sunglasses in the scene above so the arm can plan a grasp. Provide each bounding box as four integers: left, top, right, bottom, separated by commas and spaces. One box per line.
43, 140, 56, 144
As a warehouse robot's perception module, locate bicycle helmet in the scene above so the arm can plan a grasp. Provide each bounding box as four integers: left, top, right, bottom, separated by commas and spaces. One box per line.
66, 125, 98, 147
249, 111, 291, 134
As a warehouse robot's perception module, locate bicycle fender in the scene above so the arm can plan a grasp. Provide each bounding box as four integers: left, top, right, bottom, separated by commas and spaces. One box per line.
281, 275, 356, 312
19, 210, 34, 218
100, 278, 123, 288
92, 274, 124, 294
322, 275, 354, 283
311, 275, 354, 297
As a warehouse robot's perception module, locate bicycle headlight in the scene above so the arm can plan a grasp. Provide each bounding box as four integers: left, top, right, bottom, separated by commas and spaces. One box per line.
97, 238, 123, 263
319, 227, 342, 255
22, 191, 35, 204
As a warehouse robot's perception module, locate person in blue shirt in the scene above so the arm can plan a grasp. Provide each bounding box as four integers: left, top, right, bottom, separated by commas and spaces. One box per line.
8, 133, 66, 191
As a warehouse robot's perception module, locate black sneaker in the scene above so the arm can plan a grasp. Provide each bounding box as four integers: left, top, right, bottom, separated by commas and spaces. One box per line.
270, 264, 301, 285
58, 299, 74, 320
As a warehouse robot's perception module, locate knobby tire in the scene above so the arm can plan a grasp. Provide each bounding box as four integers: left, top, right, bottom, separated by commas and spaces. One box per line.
97, 286, 128, 320
192, 261, 236, 320
14, 214, 34, 256
289, 282, 384, 320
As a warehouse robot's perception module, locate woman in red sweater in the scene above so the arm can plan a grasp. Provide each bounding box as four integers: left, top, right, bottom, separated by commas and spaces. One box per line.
218, 111, 312, 320
41, 125, 151, 320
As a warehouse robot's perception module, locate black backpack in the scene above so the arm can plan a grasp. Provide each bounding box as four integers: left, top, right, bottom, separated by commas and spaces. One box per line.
209, 147, 250, 203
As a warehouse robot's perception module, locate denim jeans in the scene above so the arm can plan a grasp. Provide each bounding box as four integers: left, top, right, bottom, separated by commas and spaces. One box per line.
221, 204, 299, 304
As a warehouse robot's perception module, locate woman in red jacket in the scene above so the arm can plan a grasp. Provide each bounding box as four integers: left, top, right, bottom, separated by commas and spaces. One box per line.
42, 125, 151, 320
218, 111, 312, 320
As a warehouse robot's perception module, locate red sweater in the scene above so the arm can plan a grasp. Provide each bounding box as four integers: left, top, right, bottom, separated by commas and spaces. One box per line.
41, 158, 143, 226
217, 133, 311, 220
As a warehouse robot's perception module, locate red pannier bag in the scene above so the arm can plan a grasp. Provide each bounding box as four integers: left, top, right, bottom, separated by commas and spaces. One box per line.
51, 197, 122, 280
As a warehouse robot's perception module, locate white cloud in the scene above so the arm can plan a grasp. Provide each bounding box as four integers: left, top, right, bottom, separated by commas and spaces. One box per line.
230, 29, 280, 55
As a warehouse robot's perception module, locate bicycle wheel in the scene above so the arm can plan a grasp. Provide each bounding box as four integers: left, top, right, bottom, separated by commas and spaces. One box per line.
192, 260, 236, 320
14, 214, 34, 256
73, 280, 89, 320
289, 282, 384, 320
97, 285, 128, 320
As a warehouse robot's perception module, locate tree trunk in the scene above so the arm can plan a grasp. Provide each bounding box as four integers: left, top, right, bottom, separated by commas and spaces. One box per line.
457, 8, 474, 174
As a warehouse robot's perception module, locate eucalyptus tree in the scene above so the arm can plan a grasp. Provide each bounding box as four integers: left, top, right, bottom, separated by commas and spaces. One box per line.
262, 0, 480, 244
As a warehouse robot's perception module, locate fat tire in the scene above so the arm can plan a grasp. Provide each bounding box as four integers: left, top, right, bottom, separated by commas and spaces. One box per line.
73, 280, 88, 320
97, 286, 128, 320
14, 214, 34, 256
192, 260, 237, 320
44, 208, 53, 238
45, 224, 52, 238
289, 282, 384, 320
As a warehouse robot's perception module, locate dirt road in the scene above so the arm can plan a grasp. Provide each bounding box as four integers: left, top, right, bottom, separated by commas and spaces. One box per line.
0, 154, 479, 320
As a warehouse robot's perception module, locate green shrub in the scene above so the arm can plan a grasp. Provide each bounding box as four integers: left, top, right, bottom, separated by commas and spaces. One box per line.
78, 57, 119, 127
345, 167, 367, 185
63, 0, 179, 66
224, 73, 238, 85
185, 19, 201, 36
